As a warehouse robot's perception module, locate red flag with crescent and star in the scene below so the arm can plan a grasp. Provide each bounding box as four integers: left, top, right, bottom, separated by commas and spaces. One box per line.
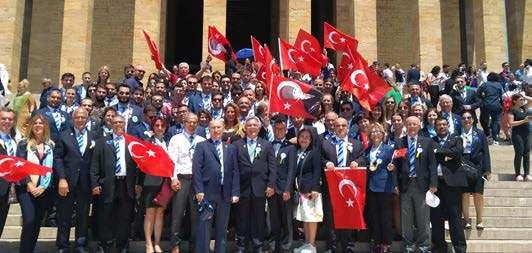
341, 49, 391, 111
251, 35, 265, 64
325, 167, 367, 229
0, 155, 52, 183
278, 38, 322, 77
142, 30, 164, 70
294, 29, 328, 65
208, 26, 235, 62
323, 22, 358, 53
123, 134, 174, 177
268, 75, 323, 119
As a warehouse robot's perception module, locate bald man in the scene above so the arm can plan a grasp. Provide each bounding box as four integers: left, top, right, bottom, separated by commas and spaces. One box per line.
392, 116, 437, 253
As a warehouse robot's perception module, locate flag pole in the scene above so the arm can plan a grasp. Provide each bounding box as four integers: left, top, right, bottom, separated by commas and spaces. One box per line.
277, 37, 284, 72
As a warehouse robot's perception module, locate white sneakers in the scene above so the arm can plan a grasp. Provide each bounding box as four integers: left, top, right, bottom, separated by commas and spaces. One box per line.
516, 175, 524, 181
294, 243, 317, 253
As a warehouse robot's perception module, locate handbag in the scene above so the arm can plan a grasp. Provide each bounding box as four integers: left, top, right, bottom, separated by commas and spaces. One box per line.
153, 178, 175, 208
295, 193, 323, 222
460, 161, 480, 181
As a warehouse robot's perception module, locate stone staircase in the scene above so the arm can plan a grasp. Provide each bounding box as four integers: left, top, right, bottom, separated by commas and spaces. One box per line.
0, 145, 530, 252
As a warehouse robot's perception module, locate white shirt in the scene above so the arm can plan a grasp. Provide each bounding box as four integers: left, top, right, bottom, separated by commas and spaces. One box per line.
436, 135, 448, 176
461, 127, 473, 154
113, 134, 127, 176
168, 131, 206, 178
336, 136, 349, 167
0, 131, 16, 156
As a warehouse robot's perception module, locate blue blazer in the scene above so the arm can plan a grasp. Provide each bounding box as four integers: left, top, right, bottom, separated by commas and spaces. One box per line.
365, 144, 396, 193
187, 92, 206, 114
32, 107, 72, 142
192, 139, 240, 202
466, 127, 491, 174
127, 121, 150, 139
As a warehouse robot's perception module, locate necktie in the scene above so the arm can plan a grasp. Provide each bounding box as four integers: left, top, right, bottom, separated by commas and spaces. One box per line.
114, 136, 122, 174
336, 138, 345, 167
118, 105, 125, 114
408, 137, 416, 177
202, 94, 211, 111
272, 140, 282, 156
214, 140, 223, 183
248, 139, 256, 163
3, 135, 13, 156
77, 129, 85, 153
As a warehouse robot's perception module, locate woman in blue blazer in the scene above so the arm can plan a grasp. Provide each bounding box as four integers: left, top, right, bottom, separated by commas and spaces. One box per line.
365, 122, 397, 253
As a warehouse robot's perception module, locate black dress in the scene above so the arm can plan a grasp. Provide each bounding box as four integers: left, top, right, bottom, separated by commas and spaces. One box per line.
142, 137, 166, 208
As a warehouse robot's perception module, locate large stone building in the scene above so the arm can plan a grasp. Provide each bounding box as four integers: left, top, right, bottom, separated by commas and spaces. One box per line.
0, 0, 530, 91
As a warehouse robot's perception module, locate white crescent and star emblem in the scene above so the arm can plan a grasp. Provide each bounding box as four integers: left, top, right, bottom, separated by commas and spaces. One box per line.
328, 31, 340, 44
258, 46, 265, 57
276, 81, 313, 101
338, 178, 359, 207
0, 158, 15, 177
349, 70, 369, 91
128, 141, 157, 159
287, 49, 298, 64
0, 157, 14, 166
208, 38, 227, 56
300, 40, 315, 53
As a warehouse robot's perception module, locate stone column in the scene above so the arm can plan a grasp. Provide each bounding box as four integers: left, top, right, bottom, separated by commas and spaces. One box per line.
59, 0, 94, 83
0, 0, 26, 87
440, 0, 461, 65
279, 0, 311, 43
506, 0, 532, 65
203, 0, 227, 72
336, 0, 378, 61
132, 0, 165, 80
418, 0, 443, 71
27, 0, 64, 89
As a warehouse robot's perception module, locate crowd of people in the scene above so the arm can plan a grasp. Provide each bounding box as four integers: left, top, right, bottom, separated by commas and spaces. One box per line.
0, 56, 530, 253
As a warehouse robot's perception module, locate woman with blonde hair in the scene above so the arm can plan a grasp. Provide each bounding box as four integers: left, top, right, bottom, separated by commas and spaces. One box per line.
96, 65, 111, 85
15, 114, 54, 253
222, 102, 244, 143
10, 79, 37, 137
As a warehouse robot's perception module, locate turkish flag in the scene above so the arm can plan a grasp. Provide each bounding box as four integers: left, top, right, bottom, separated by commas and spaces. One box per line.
208, 26, 234, 62
323, 22, 358, 53
269, 75, 322, 119
393, 148, 408, 159
325, 167, 367, 229
341, 49, 391, 111
251, 36, 265, 64
0, 155, 52, 183
261, 44, 281, 91
294, 29, 328, 66
124, 134, 174, 177
336, 52, 354, 84
278, 38, 322, 76
142, 30, 164, 70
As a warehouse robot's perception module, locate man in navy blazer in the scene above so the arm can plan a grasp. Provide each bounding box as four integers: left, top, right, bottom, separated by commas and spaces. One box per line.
193, 119, 240, 253
54, 108, 96, 253
450, 77, 480, 116
438, 95, 462, 135
32, 88, 72, 142
233, 116, 277, 252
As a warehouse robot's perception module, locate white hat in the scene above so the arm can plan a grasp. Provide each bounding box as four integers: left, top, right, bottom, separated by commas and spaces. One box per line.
425, 190, 440, 208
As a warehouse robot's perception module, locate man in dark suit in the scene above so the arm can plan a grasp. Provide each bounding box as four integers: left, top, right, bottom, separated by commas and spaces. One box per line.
0, 108, 17, 238
438, 95, 462, 135
320, 112, 338, 142
450, 77, 480, 117
286, 116, 319, 147
393, 116, 437, 253
32, 88, 72, 142
113, 84, 143, 127
193, 119, 240, 253
188, 75, 214, 114
90, 115, 143, 253
431, 117, 467, 253
266, 115, 294, 252
406, 83, 431, 108
322, 117, 366, 253
234, 116, 276, 252
54, 108, 97, 253
127, 105, 156, 139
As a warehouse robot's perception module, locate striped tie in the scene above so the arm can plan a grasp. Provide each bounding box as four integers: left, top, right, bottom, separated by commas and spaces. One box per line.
408, 137, 416, 177
114, 136, 122, 174
214, 140, 223, 183
77, 129, 85, 153
336, 138, 345, 167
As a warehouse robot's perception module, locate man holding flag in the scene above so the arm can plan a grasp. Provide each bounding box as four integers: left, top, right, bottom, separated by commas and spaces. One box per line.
321, 117, 366, 252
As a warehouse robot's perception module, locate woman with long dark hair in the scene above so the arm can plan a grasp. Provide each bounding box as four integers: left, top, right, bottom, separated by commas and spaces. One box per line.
508, 94, 530, 181
288, 128, 322, 253
15, 114, 54, 253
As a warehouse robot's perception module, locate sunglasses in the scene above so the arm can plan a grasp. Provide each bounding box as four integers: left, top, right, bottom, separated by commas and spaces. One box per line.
462, 116, 472, 120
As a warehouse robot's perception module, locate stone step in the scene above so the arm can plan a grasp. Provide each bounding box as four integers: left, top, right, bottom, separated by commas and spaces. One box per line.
450, 228, 532, 240
5, 215, 20, 226
483, 179, 532, 189
483, 188, 532, 197
0, 226, 74, 240
473, 206, 532, 217
470, 196, 532, 207
0, 239, 531, 253
466, 217, 532, 228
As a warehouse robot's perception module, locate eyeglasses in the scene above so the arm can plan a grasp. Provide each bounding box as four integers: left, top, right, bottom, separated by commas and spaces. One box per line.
462, 116, 472, 120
